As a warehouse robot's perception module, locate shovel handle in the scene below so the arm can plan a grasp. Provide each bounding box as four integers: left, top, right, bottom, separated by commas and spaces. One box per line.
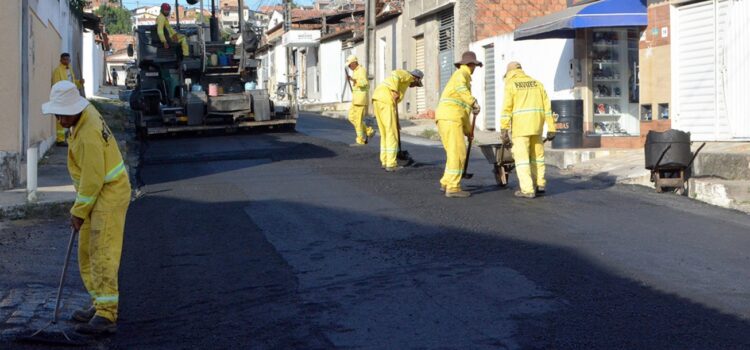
52, 228, 78, 323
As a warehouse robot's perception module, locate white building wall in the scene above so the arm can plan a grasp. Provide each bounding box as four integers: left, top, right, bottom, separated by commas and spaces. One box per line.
83, 31, 105, 97
319, 39, 346, 103
470, 33, 575, 131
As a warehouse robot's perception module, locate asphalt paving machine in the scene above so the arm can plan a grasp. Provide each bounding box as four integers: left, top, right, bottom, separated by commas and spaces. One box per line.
128, 0, 295, 136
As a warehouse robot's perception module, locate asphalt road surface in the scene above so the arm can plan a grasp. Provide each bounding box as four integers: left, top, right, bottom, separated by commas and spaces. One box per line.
9, 113, 750, 349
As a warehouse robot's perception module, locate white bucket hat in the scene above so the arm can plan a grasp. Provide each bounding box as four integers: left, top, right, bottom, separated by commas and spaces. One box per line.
42, 81, 89, 116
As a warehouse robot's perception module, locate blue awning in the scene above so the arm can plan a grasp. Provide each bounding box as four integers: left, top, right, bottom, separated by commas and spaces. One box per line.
514, 0, 647, 41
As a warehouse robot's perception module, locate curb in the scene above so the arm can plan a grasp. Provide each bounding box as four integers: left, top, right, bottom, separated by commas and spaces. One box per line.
0, 199, 72, 221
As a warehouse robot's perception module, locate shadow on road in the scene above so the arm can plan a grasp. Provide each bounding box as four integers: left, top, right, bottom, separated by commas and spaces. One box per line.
109, 193, 750, 349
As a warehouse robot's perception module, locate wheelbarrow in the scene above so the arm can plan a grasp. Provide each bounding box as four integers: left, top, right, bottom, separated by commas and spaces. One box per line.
479, 143, 515, 187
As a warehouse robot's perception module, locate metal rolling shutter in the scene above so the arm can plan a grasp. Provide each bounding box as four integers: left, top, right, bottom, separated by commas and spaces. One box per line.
724, 0, 750, 138
415, 36, 426, 113
438, 8, 454, 95
674, 0, 731, 141
483, 45, 496, 130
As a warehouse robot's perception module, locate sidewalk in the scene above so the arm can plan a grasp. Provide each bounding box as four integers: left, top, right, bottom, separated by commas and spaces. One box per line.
313, 110, 750, 214
1, 87, 132, 220
0, 146, 74, 220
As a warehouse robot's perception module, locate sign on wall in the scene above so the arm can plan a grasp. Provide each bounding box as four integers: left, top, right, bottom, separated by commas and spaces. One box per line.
282, 30, 320, 47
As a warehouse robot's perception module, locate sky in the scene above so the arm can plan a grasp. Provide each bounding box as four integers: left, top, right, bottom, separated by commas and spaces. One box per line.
120, 0, 315, 11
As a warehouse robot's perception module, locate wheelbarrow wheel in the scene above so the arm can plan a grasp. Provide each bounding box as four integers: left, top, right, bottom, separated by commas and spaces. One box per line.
494, 165, 509, 187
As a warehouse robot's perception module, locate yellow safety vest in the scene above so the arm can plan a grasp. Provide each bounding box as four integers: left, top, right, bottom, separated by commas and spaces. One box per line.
52, 64, 82, 89
68, 105, 131, 218
157, 13, 177, 44
500, 69, 556, 137
372, 70, 414, 105
436, 65, 476, 124
351, 65, 369, 106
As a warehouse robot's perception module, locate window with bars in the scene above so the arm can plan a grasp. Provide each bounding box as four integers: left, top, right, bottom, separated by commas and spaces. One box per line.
438, 8, 454, 95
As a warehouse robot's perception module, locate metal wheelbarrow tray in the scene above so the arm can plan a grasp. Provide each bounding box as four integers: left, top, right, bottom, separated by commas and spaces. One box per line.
479, 143, 515, 187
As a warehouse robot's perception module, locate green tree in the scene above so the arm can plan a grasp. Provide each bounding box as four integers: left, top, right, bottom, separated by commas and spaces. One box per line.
94, 5, 133, 35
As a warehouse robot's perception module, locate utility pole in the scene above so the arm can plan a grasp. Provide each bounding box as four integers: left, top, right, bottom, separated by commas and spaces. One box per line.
284, 0, 297, 116
364, 0, 375, 85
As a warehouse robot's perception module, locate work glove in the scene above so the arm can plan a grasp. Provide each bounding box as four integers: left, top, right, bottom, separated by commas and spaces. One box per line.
500, 129, 511, 146
472, 101, 481, 116
545, 132, 556, 142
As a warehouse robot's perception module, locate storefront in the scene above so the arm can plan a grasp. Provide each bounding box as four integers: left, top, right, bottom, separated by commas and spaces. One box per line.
514, 0, 647, 147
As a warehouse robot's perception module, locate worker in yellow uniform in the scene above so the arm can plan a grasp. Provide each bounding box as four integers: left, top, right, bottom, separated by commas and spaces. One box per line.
435, 51, 482, 198
500, 62, 556, 199
157, 2, 189, 103
42, 81, 131, 335
51, 53, 84, 147
157, 3, 189, 57
372, 69, 423, 171
346, 55, 375, 146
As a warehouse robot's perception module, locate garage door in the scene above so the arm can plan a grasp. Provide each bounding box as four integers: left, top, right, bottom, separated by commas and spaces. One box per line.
673, 0, 733, 141
415, 35, 426, 114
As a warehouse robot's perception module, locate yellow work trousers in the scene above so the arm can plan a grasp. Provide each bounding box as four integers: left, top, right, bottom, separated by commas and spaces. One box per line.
373, 100, 399, 168
78, 203, 129, 322
438, 120, 467, 193
348, 104, 373, 144
56, 119, 67, 143
168, 35, 189, 56
512, 135, 546, 194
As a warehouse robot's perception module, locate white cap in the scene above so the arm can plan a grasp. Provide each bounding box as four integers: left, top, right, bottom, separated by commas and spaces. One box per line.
346, 55, 358, 65
42, 81, 89, 116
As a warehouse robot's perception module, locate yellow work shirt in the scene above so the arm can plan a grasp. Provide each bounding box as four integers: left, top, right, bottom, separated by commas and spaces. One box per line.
350, 65, 369, 106
157, 13, 177, 44
52, 64, 82, 89
372, 70, 414, 104
68, 104, 131, 219
500, 69, 556, 137
436, 65, 476, 125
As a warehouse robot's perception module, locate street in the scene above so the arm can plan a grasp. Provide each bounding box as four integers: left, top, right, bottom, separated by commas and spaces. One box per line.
3, 113, 750, 349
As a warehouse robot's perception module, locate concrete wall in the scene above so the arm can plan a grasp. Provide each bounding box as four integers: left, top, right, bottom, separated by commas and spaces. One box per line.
0, 1, 22, 154
402, 3, 441, 117
0, 0, 81, 189
470, 33, 575, 131
639, 3, 671, 129
373, 17, 402, 89
29, 8, 62, 148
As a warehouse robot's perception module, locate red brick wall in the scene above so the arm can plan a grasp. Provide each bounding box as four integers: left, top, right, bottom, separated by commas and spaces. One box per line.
475, 0, 568, 41
640, 4, 670, 49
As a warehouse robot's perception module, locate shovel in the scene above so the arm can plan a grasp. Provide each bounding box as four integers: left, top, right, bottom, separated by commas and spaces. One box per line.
461, 112, 479, 179
16, 228, 90, 346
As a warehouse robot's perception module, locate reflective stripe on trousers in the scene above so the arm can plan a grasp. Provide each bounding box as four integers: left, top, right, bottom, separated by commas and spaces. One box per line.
438, 119, 467, 192
511, 135, 546, 194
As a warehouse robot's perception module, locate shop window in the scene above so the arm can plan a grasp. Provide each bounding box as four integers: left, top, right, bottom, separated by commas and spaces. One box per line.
591, 28, 641, 136
659, 103, 669, 120
641, 104, 652, 121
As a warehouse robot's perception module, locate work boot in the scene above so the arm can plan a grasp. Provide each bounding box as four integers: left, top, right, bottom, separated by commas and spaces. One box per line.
445, 190, 471, 198
75, 316, 117, 335
514, 190, 536, 199
71, 306, 96, 323
440, 185, 446, 192
536, 186, 546, 195
385, 166, 403, 172
55, 141, 68, 147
